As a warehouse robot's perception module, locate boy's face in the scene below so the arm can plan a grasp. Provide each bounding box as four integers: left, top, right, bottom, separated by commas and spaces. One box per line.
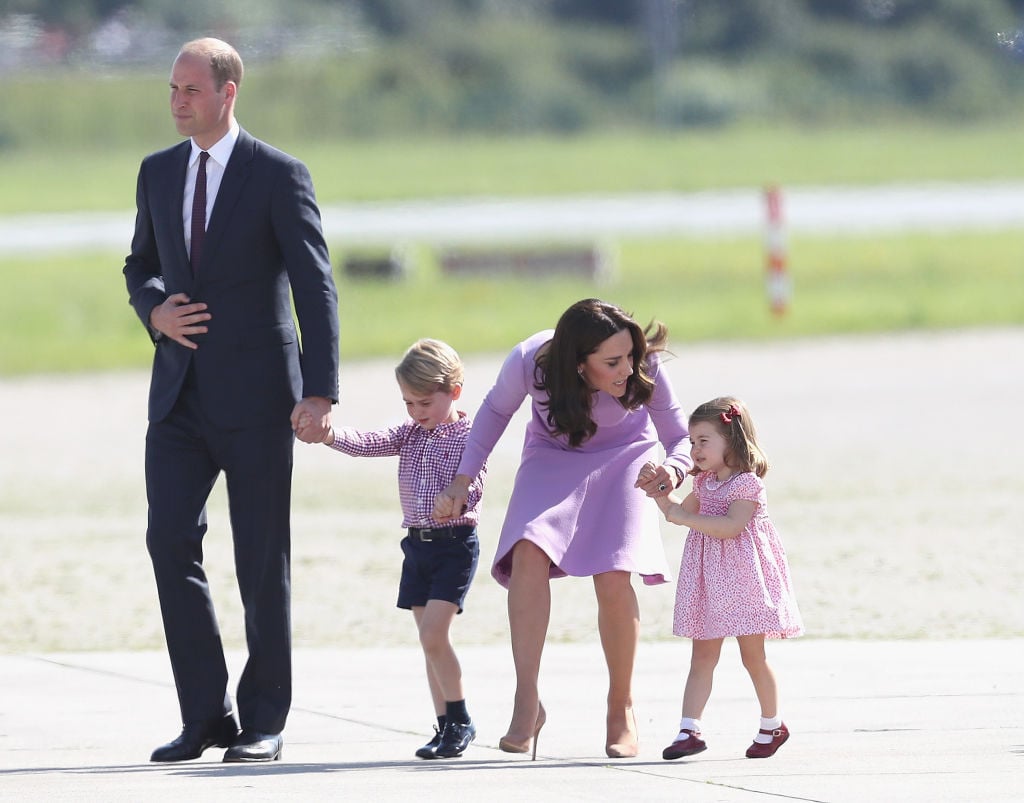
399, 382, 461, 431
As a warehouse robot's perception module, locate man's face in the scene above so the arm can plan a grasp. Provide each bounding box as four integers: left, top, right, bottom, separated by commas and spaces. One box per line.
169, 51, 233, 148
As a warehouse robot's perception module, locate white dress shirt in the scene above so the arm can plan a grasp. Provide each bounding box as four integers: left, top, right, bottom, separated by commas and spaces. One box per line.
183, 122, 239, 259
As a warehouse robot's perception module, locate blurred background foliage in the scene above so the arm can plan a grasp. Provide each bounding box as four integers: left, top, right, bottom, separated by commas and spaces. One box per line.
2, 0, 1023, 373
4, 0, 1024, 151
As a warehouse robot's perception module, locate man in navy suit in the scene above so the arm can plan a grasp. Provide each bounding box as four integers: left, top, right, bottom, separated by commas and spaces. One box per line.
124, 38, 339, 763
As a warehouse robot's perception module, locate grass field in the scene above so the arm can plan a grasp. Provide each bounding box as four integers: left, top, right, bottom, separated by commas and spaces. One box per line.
1, 123, 1023, 375
2, 229, 1023, 375
4, 121, 1024, 214
4, 330, 1022, 652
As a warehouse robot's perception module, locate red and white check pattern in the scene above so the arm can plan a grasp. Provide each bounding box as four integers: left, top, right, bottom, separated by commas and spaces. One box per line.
327, 412, 485, 529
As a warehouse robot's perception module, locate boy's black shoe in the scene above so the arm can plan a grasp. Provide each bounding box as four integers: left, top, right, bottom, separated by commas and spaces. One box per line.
434, 719, 476, 758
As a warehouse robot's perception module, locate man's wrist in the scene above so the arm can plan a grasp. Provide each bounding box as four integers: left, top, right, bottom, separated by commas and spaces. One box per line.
148, 303, 164, 340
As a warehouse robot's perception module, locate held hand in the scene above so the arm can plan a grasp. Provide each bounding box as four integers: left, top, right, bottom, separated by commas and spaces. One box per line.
291, 396, 332, 444
295, 411, 333, 444
149, 293, 210, 349
634, 460, 673, 498
433, 476, 471, 522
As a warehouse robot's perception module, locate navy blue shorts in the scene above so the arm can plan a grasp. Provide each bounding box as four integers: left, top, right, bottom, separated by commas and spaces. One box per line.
397, 526, 479, 614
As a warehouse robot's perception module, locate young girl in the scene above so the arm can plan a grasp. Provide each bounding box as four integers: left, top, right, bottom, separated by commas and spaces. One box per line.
301, 339, 486, 760
636, 396, 803, 760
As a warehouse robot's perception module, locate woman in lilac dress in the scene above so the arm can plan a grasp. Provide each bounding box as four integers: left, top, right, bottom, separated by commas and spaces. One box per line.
434, 299, 691, 759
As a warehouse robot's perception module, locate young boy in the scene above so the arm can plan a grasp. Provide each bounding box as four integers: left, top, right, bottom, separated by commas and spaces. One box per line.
303, 339, 485, 759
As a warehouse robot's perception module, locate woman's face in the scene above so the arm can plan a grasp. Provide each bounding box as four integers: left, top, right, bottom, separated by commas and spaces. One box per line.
579, 328, 634, 397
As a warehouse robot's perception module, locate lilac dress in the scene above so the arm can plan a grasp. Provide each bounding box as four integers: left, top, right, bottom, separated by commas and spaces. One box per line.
673, 471, 804, 640
457, 330, 691, 588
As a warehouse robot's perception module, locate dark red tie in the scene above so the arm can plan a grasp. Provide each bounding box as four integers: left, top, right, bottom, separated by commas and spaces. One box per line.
190, 151, 209, 272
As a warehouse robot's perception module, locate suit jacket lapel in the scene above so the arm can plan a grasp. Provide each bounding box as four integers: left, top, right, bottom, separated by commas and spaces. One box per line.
200, 129, 254, 276
167, 142, 191, 278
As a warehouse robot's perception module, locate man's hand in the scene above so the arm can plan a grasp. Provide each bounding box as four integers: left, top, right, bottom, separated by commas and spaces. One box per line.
292, 396, 332, 443
149, 293, 210, 349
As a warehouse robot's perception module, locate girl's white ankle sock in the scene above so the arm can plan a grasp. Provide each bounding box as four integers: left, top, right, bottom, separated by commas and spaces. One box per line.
678, 717, 701, 736
754, 715, 782, 744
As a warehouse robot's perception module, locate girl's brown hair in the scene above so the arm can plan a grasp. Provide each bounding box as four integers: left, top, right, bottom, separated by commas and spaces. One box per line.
689, 396, 769, 478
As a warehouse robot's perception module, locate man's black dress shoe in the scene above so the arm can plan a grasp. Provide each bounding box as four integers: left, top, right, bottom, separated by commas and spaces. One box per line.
415, 726, 443, 759
151, 715, 239, 762
434, 719, 476, 758
222, 730, 283, 763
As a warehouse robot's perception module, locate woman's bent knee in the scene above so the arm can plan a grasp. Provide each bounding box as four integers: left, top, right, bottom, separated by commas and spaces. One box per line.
510, 540, 551, 572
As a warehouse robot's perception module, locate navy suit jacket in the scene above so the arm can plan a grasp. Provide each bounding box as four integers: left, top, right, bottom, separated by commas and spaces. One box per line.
124, 129, 339, 429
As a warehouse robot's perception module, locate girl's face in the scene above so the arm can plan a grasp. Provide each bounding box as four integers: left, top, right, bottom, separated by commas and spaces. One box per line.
579, 328, 634, 397
688, 420, 732, 480
399, 382, 461, 431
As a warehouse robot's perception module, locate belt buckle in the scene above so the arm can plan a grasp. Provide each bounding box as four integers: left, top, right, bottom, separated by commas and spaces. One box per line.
418, 528, 434, 542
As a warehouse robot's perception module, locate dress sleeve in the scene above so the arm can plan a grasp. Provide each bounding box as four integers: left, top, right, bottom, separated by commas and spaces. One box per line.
645, 354, 693, 475
729, 472, 767, 509
457, 337, 535, 477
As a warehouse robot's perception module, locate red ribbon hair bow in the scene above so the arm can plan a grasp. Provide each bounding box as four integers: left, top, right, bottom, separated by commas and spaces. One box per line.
720, 404, 742, 424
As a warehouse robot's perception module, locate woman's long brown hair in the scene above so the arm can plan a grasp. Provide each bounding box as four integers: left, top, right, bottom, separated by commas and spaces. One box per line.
535, 298, 668, 447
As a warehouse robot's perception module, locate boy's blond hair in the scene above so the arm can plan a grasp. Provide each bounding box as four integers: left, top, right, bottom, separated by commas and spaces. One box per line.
395, 339, 464, 395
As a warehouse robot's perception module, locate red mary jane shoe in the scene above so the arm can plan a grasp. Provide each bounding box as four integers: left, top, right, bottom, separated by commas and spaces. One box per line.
662, 729, 707, 760
745, 722, 789, 758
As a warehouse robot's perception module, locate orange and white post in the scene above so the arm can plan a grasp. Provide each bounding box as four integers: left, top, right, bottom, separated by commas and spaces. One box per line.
764, 185, 791, 316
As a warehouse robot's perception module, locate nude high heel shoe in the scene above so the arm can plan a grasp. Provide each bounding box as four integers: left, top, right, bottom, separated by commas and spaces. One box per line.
498, 701, 546, 761
605, 705, 639, 759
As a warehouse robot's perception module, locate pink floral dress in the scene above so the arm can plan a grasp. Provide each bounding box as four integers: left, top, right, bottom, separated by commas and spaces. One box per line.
673, 471, 804, 640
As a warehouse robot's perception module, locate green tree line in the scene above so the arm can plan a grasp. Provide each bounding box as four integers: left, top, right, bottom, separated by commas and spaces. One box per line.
3, 0, 1024, 148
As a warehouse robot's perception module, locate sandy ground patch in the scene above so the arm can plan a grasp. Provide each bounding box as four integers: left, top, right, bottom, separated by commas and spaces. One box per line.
2, 328, 1021, 653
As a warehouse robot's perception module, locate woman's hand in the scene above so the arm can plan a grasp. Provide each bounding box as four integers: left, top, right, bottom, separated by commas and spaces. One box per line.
634, 461, 674, 498
434, 475, 472, 522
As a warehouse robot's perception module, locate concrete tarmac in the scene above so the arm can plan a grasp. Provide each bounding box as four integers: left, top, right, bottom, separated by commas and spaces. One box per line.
1, 639, 1020, 801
